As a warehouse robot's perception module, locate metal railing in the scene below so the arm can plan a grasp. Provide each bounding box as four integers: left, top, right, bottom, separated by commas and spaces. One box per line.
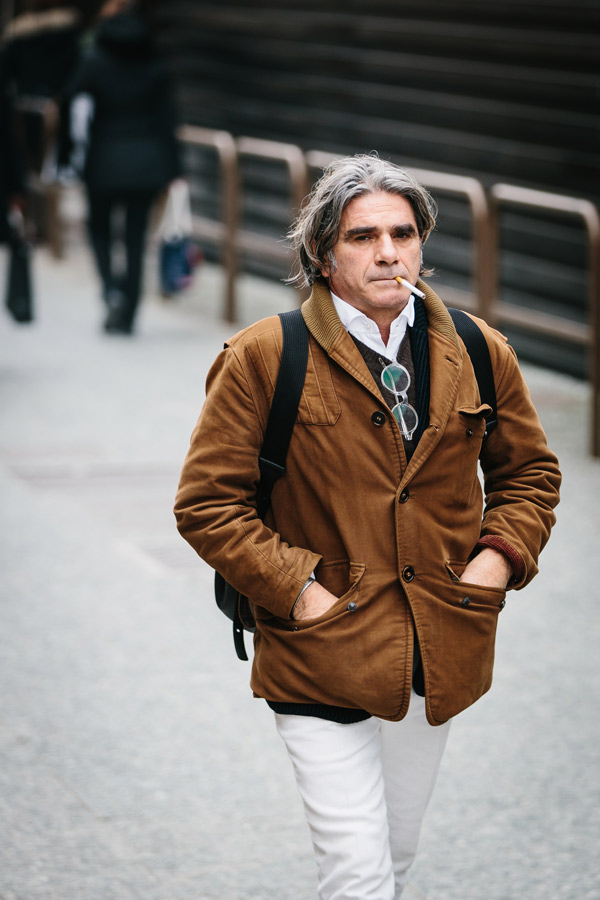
178, 127, 600, 455
236, 136, 309, 308
179, 126, 308, 321
490, 184, 600, 456
177, 125, 239, 321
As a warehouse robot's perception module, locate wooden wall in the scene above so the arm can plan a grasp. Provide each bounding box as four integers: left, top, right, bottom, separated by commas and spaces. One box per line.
150, 1, 600, 374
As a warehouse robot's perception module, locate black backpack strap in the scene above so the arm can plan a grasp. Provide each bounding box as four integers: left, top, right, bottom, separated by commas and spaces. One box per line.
448, 308, 498, 441
256, 307, 309, 517
230, 307, 308, 659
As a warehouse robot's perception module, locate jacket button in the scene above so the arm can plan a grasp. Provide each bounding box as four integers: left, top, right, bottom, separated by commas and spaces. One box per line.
500, 599, 506, 609
347, 601, 358, 612
461, 597, 471, 607
399, 489, 409, 503
291, 625, 299, 631
402, 566, 415, 582
371, 411, 386, 426
466, 428, 473, 437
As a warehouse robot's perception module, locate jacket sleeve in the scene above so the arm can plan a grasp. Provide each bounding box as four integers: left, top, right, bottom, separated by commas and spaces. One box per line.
478, 328, 561, 589
174, 341, 322, 618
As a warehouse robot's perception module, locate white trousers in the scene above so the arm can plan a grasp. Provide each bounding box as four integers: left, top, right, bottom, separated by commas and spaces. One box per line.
274, 692, 451, 900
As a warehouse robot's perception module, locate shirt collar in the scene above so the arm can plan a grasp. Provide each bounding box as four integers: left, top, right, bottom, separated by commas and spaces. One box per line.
331, 291, 416, 360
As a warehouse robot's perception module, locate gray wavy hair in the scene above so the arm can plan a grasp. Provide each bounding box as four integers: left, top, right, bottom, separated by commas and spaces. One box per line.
288, 153, 437, 287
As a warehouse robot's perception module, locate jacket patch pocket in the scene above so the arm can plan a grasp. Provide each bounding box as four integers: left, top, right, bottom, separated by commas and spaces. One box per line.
316, 559, 365, 601
445, 559, 507, 604
290, 560, 366, 630
296, 345, 341, 425
457, 404, 492, 441
419, 567, 507, 723
254, 561, 366, 630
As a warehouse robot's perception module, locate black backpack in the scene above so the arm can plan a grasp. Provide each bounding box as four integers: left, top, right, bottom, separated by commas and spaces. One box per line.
214, 309, 309, 660
214, 306, 497, 660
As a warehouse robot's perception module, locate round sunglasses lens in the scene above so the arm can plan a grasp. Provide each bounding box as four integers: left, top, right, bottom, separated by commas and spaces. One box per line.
392, 401, 418, 439
381, 363, 410, 395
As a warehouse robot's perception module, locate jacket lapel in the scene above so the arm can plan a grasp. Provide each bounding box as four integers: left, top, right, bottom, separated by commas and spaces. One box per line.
301, 280, 465, 480
302, 282, 383, 397
402, 286, 463, 480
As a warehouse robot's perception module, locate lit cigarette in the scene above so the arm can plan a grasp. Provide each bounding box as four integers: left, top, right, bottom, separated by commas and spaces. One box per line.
395, 276, 425, 300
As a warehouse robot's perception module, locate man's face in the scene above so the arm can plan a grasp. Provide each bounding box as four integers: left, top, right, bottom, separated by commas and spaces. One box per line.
320, 191, 423, 318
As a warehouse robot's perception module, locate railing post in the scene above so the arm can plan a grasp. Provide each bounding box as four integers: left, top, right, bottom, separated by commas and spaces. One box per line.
490, 184, 600, 457
177, 125, 239, 322
179, 129, 310, 319
409, 168, 493, 323
235, 137, 309, 305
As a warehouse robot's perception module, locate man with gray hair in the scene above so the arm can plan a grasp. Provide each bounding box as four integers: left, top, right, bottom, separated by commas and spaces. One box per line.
175, 154, 560, 898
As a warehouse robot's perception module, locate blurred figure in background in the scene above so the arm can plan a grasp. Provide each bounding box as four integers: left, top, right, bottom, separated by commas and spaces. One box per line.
0, 1, 79, 101
0, 52, 26, 245
63, 0, 182, 335
1, 2, 80, 240
0, 47, 30, 321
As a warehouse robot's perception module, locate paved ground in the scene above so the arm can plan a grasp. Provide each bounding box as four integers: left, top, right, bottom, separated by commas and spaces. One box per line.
1, 206, 599, 900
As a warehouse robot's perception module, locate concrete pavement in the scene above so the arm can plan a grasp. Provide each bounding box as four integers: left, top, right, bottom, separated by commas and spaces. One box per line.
1, 212, 599, 900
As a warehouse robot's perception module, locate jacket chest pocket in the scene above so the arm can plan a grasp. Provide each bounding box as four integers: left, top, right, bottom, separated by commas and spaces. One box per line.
439, 403, 493, 496
457, 403, 493, 449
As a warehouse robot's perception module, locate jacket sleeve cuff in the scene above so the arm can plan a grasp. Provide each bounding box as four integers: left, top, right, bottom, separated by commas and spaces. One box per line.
475, 536, 525, 585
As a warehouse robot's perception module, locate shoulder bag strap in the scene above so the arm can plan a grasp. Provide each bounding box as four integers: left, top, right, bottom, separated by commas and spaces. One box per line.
230, 307, 309, 660
256, 307, 309, 517
448, 308, 498, 440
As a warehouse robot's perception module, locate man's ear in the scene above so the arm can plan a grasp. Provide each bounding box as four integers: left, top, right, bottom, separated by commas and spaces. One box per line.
314, 243, 330, 278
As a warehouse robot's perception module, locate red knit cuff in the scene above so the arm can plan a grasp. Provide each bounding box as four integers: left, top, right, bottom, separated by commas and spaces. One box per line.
475, 536, 525, 584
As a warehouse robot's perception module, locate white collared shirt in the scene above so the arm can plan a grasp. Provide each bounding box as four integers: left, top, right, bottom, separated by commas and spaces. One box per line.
331, 291, 416, 361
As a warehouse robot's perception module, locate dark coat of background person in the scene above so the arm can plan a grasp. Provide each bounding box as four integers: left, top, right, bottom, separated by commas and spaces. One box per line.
1, 4, 80, 101
0, 4, 81, 239
64, 8, 182, 333
1, 46, 33, 323
0, 54, 26, 245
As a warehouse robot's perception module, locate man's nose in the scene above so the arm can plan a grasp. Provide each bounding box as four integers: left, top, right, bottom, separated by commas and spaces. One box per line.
375, 234, 398, 264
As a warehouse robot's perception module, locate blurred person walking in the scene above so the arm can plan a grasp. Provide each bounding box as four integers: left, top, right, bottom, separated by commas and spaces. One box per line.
0, 44, 26, 242
1, 0, 80, 167
0, 50, 32, 322
1, 2, 80, 250
63, 0, 182, 335
0, 2, 80, 102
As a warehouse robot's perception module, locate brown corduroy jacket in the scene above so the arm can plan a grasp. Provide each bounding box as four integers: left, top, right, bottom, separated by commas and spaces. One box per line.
174, 281, 561, 725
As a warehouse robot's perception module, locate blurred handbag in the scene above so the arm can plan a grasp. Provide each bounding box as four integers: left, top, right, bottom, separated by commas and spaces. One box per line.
4, 209, 33, 323
158, 180, 202, 295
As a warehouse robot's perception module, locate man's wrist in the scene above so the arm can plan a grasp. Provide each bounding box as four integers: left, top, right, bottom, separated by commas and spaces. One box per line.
290, 575, 316, 619
475, 536, 524, 584
463, 547, 513, 590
